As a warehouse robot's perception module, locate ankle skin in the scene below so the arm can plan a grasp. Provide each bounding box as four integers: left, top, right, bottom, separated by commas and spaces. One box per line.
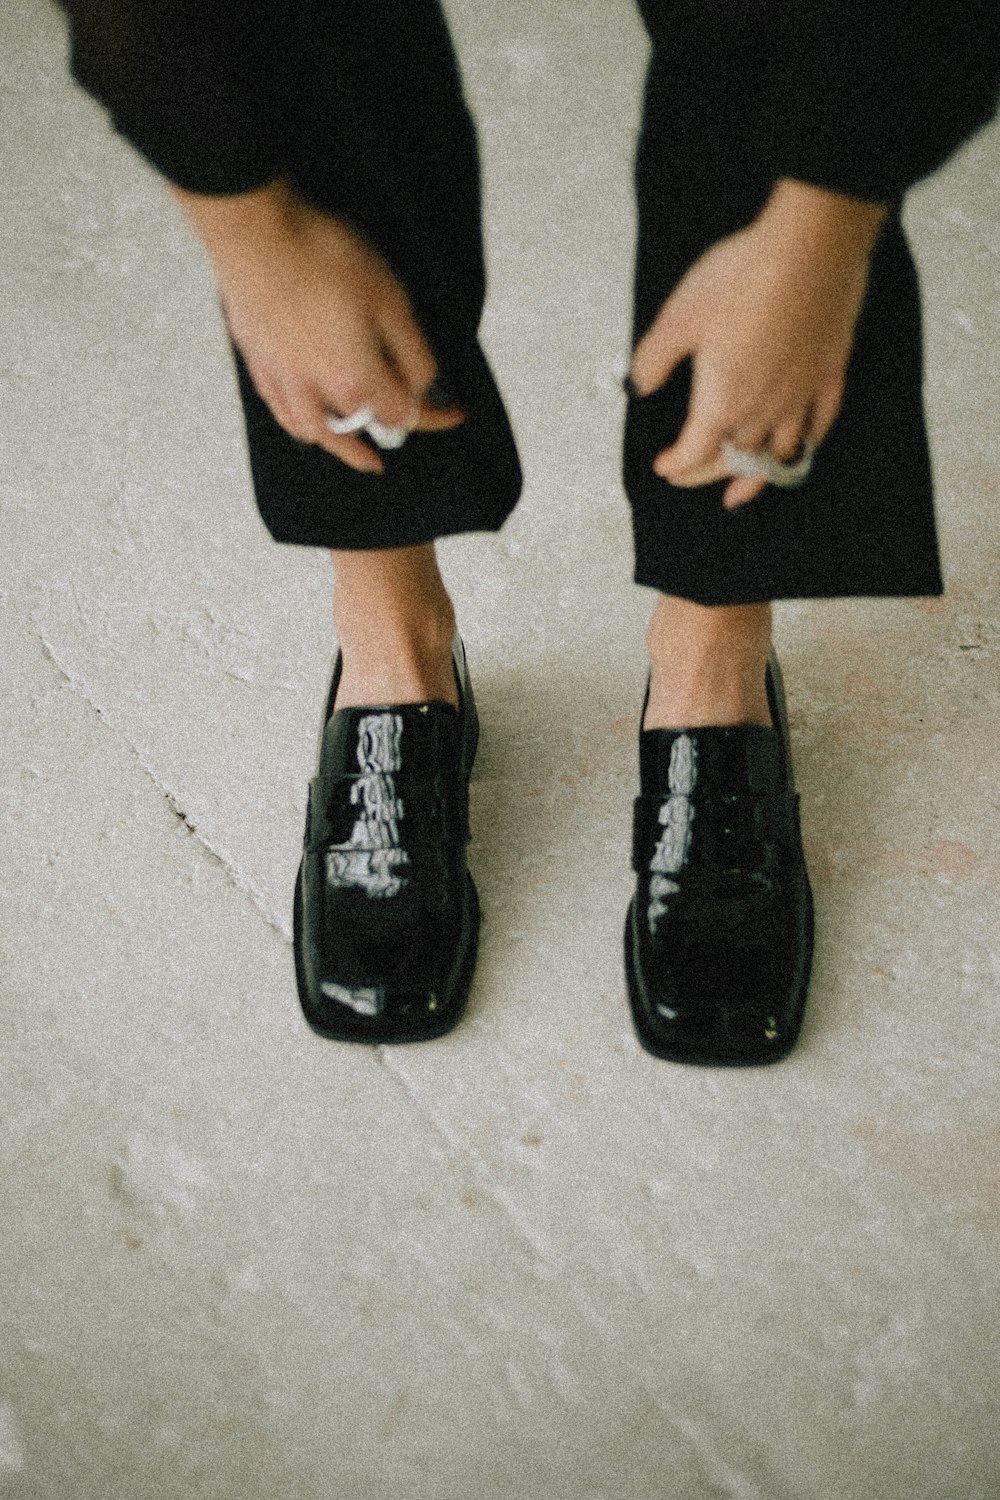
644, 595, 773, 730
330, 544, 458, 708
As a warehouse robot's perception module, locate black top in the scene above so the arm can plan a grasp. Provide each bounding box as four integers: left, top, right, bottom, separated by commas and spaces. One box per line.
60, 0, 1000, 203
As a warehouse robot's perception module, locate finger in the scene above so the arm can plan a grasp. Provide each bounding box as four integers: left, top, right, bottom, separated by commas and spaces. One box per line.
375, 306, 467, 434
298, 387, 385, 473
312, 379, 460, 462
320, 427, 385, 473
655, 441, 731, 486
630, 303, 692, 397
327, 355, 415, 430
723, 473, 769, 510
249, 361, 385, 473
345, 365, 465, 437
334, 389, 464, 441
377, 291, 438, 398
411, 402, 466, 434
655, 450, 732, 488
313, 411, 385, 472
654, 389, 730, 486
346, 356, 466, 437
248, 363, 306, 438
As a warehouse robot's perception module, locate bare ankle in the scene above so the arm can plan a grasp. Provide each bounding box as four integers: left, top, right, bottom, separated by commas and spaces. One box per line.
645, 595, 772, 730
329, 544, 458, 708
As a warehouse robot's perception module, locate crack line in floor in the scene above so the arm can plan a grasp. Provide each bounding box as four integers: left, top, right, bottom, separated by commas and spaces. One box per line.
32, 628, 292, 943
661, 1407, 773, 1500
375, 1048, 557, 1270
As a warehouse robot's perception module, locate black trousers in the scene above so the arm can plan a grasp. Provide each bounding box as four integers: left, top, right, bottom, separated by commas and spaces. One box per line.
233, 2, 943, 605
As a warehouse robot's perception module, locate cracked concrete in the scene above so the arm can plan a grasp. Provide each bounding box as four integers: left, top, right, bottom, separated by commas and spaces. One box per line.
31, 625, 293, 941
2, 1, 999, 1497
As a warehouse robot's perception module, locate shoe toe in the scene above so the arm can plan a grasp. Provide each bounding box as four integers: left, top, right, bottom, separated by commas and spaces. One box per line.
313, 975, 455, 1041
295, 846, 479, 1044
634, 954, 799, 1064
626, 872, 814, 1065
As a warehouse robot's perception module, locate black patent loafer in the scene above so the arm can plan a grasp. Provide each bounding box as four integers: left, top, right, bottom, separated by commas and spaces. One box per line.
293, 636, 480, 1043
625, 654, 814, 1065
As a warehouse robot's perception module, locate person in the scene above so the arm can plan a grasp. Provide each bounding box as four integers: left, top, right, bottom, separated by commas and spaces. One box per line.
59, 1, 1000, 1062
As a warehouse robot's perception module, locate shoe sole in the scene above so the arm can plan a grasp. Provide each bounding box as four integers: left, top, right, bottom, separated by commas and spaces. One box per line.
623, 879, 815, 1067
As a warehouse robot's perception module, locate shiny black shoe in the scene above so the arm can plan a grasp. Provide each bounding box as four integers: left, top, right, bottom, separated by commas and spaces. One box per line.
293, 636, 480, 1043
624, 653, 814, 1065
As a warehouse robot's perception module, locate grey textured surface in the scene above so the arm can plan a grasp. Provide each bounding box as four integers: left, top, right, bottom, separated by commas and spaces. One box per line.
2, 2, 999, 1497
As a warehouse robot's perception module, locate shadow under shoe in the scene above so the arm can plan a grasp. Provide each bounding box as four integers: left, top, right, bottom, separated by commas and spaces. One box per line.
294, 639, 480, 1043
625, 655, 814, 1066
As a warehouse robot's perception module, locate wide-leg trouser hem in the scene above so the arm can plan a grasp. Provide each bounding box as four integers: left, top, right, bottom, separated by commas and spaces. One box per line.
624, 209, 945, 603
233, 338, 522, 552
234, 3, 945, 606
231, 0, 523, 554
623, 51, 944, 605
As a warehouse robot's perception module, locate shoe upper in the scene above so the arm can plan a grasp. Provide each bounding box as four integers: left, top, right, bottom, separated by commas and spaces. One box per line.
297, 641, 478, 1038
627, 659, 813, 1064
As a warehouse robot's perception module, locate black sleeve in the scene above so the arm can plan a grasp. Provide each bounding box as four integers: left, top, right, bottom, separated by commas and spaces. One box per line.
57, 0, 292, 194
761, 0, 1000, 202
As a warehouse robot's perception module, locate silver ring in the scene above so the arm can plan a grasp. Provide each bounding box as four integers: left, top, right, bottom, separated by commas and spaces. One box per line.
721, 438, 815, 489
326, 404, 376, 437
364, 415, 410, 450
325, 398, 417, 451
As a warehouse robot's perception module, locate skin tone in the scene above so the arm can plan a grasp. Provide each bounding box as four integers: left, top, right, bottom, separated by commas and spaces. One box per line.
170, 174, 887, 726
170, 180, 466, 472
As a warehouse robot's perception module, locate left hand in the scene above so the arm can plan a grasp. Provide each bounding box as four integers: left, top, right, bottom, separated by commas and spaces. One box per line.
629, 179, 888, 508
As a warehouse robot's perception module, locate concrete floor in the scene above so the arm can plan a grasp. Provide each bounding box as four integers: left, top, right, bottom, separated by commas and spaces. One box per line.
3, 2, 999, 1497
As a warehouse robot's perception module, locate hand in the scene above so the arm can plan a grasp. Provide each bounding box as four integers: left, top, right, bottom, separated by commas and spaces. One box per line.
630, 179, 888, 508
170, 180, 465, 474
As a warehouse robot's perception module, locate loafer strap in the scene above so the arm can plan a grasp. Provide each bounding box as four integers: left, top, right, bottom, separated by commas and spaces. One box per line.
307, 772, 471, 852
632, 790, 801, 874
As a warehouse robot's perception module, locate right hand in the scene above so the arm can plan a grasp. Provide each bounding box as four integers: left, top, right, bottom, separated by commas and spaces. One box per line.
171, 180, 465, 473
630, 177, 887, 509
